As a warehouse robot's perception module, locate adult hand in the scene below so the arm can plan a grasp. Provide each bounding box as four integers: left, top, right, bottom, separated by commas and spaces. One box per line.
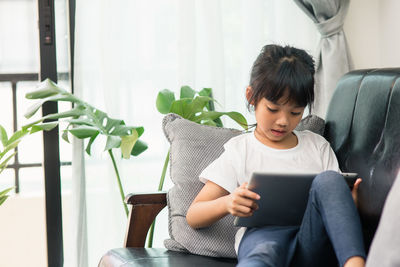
226, 182, 260, 217
352, 178, 362, 207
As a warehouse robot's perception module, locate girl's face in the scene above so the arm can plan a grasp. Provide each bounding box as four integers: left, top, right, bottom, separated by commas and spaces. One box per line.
252, 93, 305, 149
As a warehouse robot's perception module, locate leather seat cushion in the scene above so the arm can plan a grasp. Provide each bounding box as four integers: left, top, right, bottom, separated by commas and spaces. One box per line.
99, 248, 237, 267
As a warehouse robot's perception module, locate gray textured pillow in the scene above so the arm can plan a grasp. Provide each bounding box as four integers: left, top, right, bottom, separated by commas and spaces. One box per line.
162, 113, 325, 258
163, 113, 241, 258
295, 114, 325, 135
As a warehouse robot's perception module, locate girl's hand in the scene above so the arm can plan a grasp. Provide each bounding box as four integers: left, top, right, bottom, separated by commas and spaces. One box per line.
351, 178, 362, 207
226, 182, 260, 217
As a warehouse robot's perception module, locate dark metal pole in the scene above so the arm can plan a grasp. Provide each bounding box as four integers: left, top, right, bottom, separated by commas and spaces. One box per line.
38, 0, 63, 266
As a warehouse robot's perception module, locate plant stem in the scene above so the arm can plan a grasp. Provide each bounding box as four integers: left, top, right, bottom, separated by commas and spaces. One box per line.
108, 149, 129, 217
147, 221, 156, 248
158, 149, 170, 191
147, 149, 170, 248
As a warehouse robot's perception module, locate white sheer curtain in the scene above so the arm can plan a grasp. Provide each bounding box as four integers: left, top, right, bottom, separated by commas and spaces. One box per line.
70, 1, 317, 266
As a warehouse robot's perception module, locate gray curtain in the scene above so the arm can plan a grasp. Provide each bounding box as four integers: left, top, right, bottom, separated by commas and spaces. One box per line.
294, 0, 352, 118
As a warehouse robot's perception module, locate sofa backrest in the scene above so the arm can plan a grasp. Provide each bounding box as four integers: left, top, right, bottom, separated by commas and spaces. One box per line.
324, 68, 400, 248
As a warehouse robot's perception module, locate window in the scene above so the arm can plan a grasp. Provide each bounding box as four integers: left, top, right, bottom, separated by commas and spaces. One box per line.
0, 1, 71, 266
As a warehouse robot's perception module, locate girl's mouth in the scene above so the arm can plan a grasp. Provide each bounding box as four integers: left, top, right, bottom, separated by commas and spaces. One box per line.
271, 129, 286, 137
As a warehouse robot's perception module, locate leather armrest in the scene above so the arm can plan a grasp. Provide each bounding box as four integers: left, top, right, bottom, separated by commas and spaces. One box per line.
124, 192, 167, 247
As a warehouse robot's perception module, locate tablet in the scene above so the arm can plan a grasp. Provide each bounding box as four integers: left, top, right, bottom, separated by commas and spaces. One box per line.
233, 172, 358, 227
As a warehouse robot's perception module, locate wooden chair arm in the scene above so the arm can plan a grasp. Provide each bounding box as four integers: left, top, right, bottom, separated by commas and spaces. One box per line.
123, 192, 167, 247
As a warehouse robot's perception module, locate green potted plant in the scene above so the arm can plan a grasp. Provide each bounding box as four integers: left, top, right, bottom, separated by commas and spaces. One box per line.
146, 85, 248, 246
23, 79, 148, 215
0, 125, 29, 205
0, 118, 60, 205
155, 86, 248, 192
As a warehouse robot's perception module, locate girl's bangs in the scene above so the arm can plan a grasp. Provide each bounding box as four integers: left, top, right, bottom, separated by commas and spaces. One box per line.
265, 62, 314, 107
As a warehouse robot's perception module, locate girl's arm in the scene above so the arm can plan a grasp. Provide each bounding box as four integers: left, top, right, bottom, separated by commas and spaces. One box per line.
186, 180, 260, 229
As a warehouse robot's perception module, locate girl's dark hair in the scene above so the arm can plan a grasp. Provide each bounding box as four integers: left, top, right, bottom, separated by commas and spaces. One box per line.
247, 44, 315, 112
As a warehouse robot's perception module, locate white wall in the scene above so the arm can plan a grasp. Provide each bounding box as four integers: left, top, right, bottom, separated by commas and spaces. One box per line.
0, 195, 47, 267
0, 193, 73, 267
345, 0, 400, 69
379, 0, 400, 67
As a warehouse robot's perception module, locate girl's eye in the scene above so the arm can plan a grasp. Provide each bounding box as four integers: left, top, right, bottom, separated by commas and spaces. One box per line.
267, 107, 278, 113
291, 112, 302, 116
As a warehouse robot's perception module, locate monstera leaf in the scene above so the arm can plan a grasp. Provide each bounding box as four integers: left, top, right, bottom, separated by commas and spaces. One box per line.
24, 79, 147, 160
24, 79, 148, 216
156, 86, 247, 129
0, 125, 28, 206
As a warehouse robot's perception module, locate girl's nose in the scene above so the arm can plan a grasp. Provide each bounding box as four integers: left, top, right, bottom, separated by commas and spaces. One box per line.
276, 115, 289, 127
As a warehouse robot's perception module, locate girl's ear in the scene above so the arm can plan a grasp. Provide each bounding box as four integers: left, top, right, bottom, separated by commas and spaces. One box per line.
246, 86, 254, 104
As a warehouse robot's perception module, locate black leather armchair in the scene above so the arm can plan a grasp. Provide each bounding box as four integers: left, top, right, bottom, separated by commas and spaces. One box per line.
324, 68, 400, 248
99, 68, 400, 266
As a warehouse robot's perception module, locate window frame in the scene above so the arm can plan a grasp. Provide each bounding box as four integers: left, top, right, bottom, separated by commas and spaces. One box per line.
37, 0, 75, 266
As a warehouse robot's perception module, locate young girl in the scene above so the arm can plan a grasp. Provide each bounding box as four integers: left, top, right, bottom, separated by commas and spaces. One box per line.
186, 45, 366, 267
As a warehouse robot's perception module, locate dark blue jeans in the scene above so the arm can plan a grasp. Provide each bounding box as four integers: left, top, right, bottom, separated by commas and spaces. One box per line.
237, 171, 366, 267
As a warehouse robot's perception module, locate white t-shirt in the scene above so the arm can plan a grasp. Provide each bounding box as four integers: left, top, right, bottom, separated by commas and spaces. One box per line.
199, 130, 340, 253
